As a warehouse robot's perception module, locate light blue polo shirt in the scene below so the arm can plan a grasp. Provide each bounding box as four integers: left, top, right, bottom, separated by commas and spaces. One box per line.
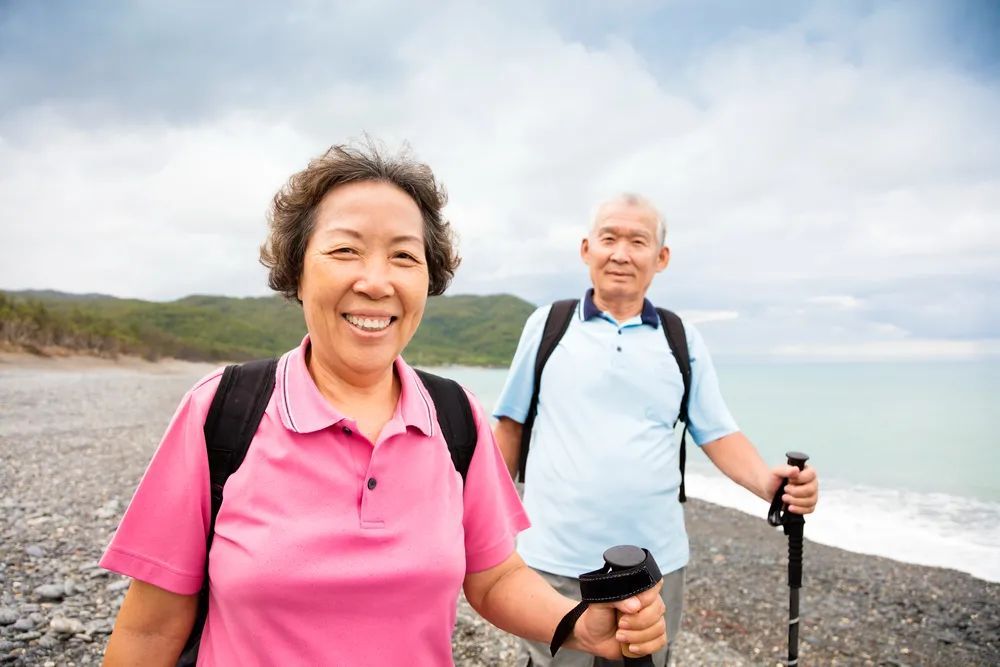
493, 292, 738, 577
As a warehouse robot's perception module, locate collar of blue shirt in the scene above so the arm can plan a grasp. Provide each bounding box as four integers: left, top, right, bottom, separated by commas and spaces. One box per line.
581, 288, 660, 328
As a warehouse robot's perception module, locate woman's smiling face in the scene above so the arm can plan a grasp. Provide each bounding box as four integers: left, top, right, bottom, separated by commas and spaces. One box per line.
298, 179, 429, 381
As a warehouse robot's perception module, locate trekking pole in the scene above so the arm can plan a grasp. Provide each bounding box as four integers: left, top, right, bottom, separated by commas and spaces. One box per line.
549, 545, 662, 665
767, 451, 810, 667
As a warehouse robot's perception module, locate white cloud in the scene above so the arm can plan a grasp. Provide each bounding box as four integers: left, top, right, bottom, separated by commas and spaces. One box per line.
0, 1, 997, 357
680, 309, 740, 324
806, 295, 863, 310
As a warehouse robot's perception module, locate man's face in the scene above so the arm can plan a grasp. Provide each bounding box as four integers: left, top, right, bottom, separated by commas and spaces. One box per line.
580, 201, 669, 305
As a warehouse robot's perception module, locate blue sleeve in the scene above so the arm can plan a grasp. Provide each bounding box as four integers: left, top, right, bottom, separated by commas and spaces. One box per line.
492, 305, 551, 423
684, 322, 740, 446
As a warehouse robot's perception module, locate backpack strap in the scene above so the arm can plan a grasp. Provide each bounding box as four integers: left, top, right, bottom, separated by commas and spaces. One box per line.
415, 369, 478, 482
178, 357, 277, 667
657, 308, 691, 502
518, 299, 578, 482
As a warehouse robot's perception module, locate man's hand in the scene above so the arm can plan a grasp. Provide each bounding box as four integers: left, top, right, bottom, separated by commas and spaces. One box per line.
702, 433, 820, 513
767, 464, 819, 514
572, 579, 666, 659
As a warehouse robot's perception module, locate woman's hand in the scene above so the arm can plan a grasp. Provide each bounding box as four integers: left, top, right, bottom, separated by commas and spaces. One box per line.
571, 579, 667, 659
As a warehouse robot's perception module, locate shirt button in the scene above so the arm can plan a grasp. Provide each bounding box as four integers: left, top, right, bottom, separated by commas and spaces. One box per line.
342, 426, 352, 436
617, 346, 622, 352
367, 477, 377, 490
618, 330, 622, 335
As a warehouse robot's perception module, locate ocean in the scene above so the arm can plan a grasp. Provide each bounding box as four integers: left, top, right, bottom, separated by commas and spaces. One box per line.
420, 361, 1000, 583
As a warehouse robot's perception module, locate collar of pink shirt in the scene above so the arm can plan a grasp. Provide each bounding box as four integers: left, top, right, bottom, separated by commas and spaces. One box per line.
274, 335, 436, 439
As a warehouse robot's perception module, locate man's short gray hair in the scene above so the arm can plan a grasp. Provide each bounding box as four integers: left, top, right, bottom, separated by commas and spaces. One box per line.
590, 193, 667, 246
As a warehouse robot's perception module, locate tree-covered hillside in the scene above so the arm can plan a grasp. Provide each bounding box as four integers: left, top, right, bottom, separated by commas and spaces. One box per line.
0, 290, 536, 366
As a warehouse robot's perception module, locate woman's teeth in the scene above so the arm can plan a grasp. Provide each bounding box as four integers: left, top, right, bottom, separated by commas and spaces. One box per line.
345, 314, 392, 332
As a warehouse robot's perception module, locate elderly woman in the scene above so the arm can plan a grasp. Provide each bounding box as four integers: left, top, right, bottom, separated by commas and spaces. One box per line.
99, 140, 666, 666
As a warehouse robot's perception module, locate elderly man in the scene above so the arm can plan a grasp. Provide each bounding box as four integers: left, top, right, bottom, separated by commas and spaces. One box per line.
493, 194, 819, 666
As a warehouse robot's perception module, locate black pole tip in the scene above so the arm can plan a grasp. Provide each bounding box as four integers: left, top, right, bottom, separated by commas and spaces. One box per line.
603, 545, 645, 570
785, 451, 809, 470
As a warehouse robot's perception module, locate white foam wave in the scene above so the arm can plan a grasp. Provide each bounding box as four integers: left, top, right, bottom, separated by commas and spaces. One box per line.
684, 469, 1000, 583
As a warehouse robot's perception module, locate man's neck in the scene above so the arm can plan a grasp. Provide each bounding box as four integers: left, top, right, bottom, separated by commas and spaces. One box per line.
591, 291, 645, 324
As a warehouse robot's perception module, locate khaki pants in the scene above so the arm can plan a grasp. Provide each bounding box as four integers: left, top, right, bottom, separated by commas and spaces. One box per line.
518, 566, 685, 667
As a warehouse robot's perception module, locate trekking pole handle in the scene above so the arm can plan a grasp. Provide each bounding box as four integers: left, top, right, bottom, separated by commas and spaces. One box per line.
603, 546, 649, 661
786, 451, 809, 471
768, 452, 810, 527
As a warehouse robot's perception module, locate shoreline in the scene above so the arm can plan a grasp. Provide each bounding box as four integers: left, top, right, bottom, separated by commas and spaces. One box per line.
0, 349, 222, 374
0, 349, 510, 372
1, 357, 997, 664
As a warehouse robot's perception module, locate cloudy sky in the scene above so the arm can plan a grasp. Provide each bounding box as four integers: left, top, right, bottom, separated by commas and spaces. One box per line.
1, 0, 998, 359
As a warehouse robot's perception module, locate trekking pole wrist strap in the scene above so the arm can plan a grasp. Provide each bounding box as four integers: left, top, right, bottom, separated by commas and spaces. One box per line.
549, 548, 662, 657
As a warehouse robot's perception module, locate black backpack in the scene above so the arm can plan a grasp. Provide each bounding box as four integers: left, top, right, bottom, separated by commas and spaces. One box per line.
177, 359, 477, 666
517, 299, 692, 498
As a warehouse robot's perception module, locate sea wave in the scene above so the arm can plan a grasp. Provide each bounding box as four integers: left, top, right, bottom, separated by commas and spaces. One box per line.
684, 468, 1000, 583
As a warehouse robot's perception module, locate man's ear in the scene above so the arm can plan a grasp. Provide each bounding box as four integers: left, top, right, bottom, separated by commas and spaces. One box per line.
656, 245, 670, 272
580, 237, 590, 264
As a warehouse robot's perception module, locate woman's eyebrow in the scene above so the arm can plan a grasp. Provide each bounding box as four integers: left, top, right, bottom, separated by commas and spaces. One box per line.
320, 227, 363, 239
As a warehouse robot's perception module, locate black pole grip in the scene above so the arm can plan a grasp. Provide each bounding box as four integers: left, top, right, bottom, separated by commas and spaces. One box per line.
604, 546, 654, 666
551, 546, 662, 662
786, 451, 809, 471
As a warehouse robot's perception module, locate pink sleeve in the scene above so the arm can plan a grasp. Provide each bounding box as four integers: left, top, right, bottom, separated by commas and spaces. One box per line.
461, 390, 531, 574
98, 371, 223, 595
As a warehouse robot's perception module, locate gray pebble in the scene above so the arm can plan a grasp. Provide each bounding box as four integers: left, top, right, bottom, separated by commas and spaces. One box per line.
93, 501, 120, 519
23, 546, 44, 559
11, 618, 33, 631
0, 610, 16, 626
32, 585, 63, 601
84, 619, 112, 635
105, 579, 129, 593
12, 631, 40, 641
49, 617, 84, 635
36, 634, 60, 649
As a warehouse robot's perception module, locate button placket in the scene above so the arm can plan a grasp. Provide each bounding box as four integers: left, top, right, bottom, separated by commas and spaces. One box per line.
359, 438, 386, 529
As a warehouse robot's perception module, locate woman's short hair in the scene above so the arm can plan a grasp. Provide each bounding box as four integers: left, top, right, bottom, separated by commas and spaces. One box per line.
260, 138, 460, 301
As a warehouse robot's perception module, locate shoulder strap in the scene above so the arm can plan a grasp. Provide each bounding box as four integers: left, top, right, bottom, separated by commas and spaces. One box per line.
178, 357, 277, 667
518, 299, 579, 482
657, 308, 691, 502
415, 369, 478, 482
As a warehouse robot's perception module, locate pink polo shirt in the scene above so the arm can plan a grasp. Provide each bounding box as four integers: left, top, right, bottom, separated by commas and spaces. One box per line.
100, 336, 529, 666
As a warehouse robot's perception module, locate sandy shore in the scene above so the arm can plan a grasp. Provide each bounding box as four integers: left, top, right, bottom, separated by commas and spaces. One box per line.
1, 356, 997, 665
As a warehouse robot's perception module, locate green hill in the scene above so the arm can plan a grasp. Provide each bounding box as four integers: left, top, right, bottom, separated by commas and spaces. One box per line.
0, 290, 536, 367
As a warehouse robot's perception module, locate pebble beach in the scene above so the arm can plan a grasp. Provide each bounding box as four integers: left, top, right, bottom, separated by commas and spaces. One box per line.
1, 354, 997, 666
